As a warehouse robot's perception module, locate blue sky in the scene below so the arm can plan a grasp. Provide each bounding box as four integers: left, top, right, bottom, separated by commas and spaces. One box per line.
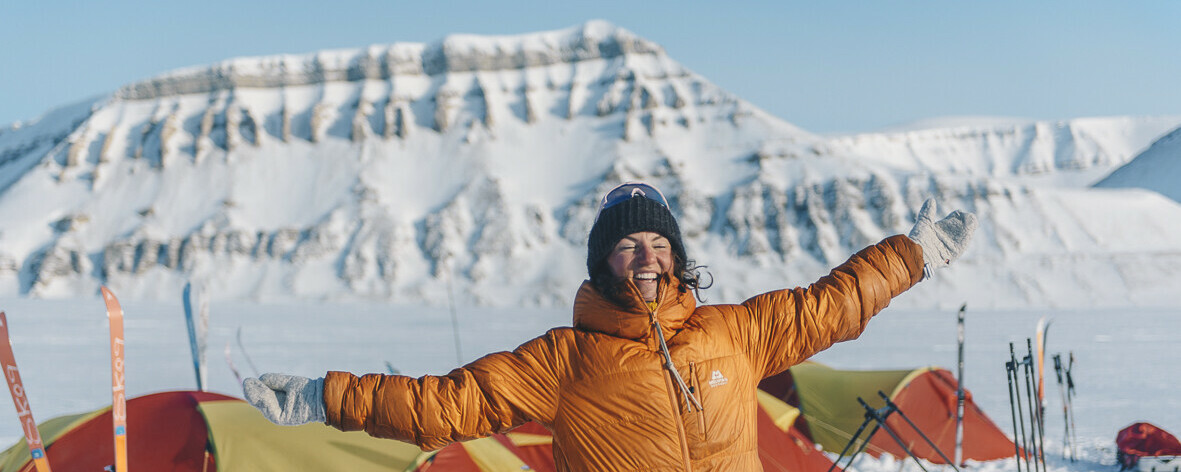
2, 1, 1178, 133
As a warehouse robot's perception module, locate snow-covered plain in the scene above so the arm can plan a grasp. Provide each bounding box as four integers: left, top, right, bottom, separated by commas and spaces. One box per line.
0, 289, 1175, 471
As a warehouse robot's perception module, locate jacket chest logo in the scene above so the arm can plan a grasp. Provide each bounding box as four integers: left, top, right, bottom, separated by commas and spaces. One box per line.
708, 370, 728, 388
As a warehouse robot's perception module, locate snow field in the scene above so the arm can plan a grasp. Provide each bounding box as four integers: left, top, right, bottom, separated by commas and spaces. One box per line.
0, 295, 1175, 471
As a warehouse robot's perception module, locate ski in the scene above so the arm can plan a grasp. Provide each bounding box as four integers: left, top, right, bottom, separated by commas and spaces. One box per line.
1052, 354, 1073, 461
0, 312, 54, 472
1035, 316, 1052, 413
1065, 352, 1079, 460
100, 287, 128, 472
182, 282, 208, 391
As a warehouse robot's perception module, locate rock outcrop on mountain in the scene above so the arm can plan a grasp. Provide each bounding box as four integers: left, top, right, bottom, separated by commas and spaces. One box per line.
1, 21, 1179, 309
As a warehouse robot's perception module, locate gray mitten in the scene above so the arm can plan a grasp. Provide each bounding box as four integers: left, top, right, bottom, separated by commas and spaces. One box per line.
907, 198, 978, 276
243, 373, 326, 426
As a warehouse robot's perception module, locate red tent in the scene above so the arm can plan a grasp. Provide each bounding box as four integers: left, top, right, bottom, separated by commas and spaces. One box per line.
0, 390, 227, 471
415, 423, 556, 471
760, 362, 1016, 464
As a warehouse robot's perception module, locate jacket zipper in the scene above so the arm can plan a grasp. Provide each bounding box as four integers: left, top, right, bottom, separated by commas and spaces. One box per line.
645, 282, 694, 471
689, 362, 705, 434
661, 367, 694, 470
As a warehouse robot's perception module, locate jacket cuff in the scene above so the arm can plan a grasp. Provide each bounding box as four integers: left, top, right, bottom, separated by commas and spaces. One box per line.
323, 371, 356, 430
885, 234, 926, 286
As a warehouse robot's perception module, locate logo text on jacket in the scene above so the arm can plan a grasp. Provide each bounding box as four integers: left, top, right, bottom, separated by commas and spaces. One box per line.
709, 370, 728, 388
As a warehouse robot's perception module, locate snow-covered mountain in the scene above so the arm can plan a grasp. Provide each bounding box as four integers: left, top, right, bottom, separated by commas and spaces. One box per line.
2, 20, 1180, 309
1094, 126, 1181, 202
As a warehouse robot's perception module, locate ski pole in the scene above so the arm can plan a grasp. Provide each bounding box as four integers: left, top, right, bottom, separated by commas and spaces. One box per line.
1066, 352, 1078, 460
1022, 354, 1040, 472
1010, 343, 1031, 472
224, 342, 243, 385
1023, 340, 1045, 472
182, 282, 208, 391
955, 304, 966, 468
236, 327, 260, 377
1005, 357, 1023, 472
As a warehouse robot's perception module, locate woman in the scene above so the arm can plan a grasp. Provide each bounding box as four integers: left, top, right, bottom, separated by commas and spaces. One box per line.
245, 182, 977, 471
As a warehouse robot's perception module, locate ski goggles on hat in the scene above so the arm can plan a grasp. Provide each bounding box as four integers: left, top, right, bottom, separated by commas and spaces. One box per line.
594, 182, 670, 222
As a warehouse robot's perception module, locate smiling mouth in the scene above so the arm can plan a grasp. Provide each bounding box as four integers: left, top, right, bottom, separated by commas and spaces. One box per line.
633, 273, 658, 281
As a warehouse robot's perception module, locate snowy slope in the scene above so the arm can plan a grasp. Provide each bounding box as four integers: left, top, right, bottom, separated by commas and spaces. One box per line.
1094, 125, 1181, 202
0, 21, 1180, 310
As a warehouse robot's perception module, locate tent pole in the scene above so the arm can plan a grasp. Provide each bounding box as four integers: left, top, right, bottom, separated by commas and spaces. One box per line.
826, 406, 884, 472
876, 391, 961, 472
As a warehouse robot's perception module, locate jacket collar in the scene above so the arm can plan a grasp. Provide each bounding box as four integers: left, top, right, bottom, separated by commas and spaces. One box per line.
572, 276, 697, 341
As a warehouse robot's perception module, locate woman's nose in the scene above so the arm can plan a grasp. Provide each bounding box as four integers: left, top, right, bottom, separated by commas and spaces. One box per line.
637, 246, 657, 263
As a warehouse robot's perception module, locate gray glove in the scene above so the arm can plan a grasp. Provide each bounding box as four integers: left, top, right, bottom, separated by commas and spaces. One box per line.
907, 198, 978, 276
243, 373, 326, 426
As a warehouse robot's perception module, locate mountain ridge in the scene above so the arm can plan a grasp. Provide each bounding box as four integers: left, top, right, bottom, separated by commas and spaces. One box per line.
1, 21, 1179, 309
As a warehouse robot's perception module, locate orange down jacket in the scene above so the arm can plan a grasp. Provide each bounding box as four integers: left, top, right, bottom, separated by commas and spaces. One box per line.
323, 235, 924, 471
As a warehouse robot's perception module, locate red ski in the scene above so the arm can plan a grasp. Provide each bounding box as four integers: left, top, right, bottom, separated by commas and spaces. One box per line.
100, 287, 128, 472
0, 311, 53, 472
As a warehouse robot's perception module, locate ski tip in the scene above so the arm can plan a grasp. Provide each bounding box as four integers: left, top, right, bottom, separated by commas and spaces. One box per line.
100, 286, 113, 300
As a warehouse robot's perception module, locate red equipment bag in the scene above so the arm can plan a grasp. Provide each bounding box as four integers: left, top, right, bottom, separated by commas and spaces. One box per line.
1117, 422, 1181, 470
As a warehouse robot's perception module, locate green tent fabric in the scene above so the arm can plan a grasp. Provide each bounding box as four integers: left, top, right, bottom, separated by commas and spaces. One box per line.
199, 399, 426, 471
790, 362, 913, 452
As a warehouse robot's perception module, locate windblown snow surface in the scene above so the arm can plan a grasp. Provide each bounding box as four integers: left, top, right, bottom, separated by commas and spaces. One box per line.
0, 297, 1174, 472
0, 21, 1179, 471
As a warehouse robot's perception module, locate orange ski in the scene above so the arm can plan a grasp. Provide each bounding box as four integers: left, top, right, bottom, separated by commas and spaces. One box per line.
101, 287, 128, 472
0, 312, 53, 472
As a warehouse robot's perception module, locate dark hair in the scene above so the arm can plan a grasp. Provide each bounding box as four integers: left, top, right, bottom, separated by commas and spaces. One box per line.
590, 254, 713, 304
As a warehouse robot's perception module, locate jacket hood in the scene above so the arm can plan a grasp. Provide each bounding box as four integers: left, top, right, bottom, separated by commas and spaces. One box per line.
572, 276, 697, 341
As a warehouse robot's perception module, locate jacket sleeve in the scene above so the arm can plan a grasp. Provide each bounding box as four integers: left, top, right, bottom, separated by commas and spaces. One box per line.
739, 235, 924, 378
321, 330, 566, 451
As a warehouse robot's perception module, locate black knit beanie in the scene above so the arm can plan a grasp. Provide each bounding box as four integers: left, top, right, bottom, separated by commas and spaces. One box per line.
586, 196, 686, 278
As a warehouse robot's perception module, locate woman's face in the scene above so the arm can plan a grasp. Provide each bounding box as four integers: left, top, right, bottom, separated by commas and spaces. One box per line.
606, 231, 674, 302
